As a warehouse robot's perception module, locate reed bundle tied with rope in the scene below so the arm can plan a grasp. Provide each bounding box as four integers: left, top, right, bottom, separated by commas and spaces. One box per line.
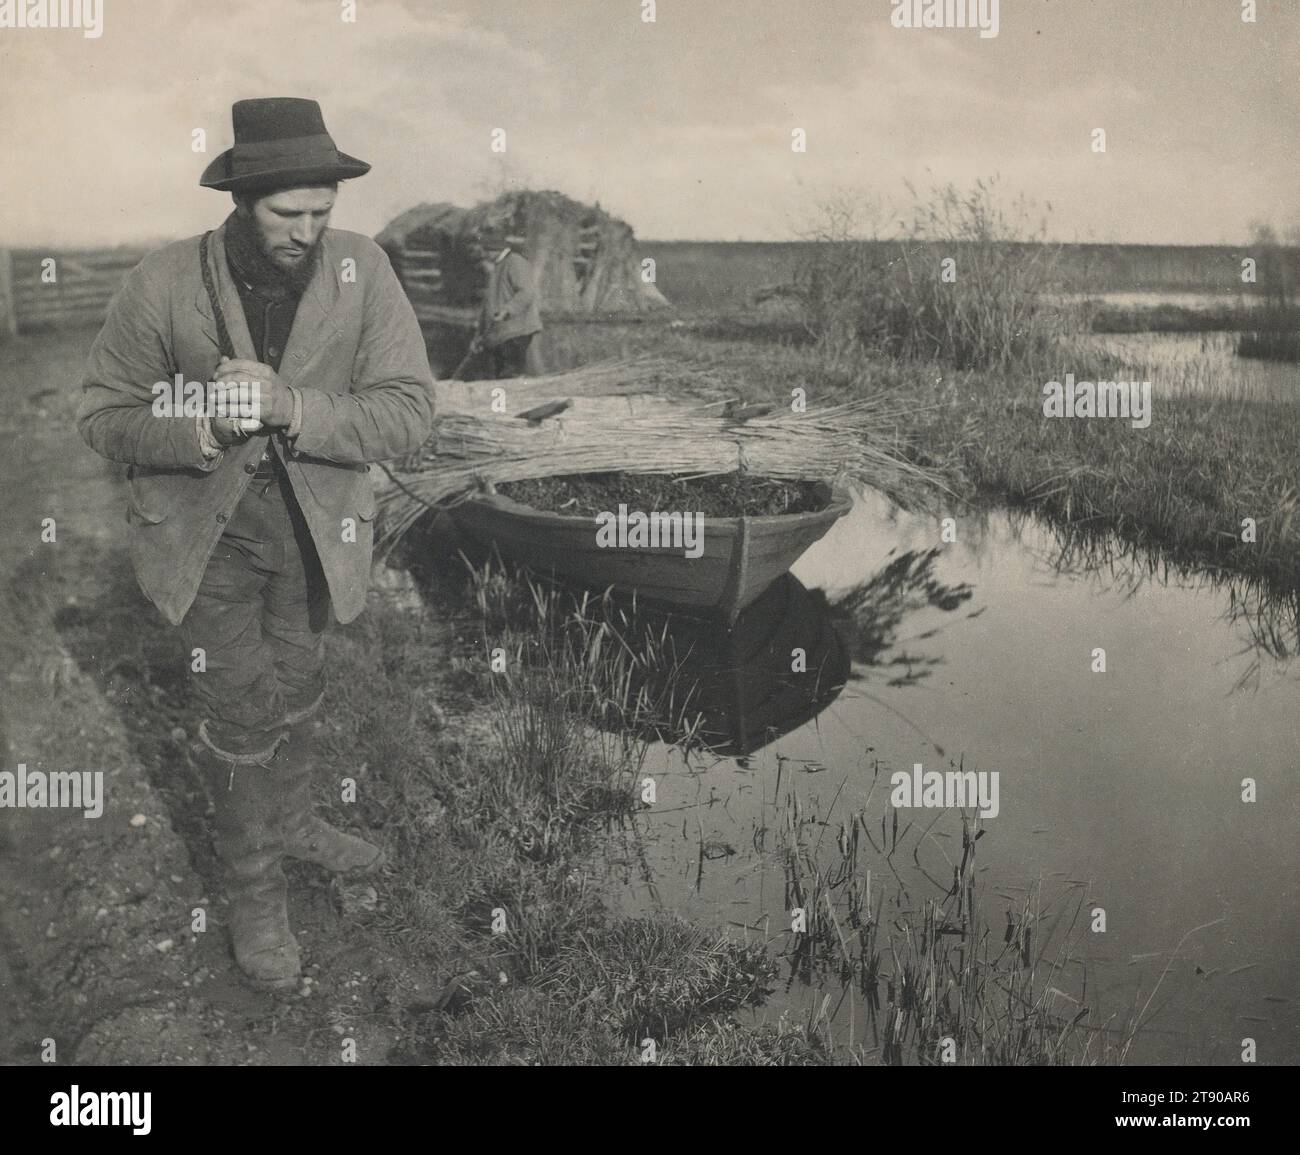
377, 381, 940, 548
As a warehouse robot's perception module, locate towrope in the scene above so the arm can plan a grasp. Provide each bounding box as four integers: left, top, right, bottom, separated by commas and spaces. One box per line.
50, 1086, 151, 1135
0, 763, 103, 818
0, 0, 103, 38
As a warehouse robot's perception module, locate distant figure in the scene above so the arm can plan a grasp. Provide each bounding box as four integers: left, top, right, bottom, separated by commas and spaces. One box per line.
474, 226, 543, 377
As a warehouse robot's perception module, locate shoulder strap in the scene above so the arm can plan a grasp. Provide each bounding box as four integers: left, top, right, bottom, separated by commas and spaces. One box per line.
199, 230, 236, 360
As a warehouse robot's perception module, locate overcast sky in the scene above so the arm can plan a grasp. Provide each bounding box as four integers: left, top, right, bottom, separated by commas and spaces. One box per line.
1, 0, 1296, 246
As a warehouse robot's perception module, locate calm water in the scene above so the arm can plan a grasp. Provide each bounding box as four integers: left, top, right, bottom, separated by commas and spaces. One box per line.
596, 491, 1299, 1064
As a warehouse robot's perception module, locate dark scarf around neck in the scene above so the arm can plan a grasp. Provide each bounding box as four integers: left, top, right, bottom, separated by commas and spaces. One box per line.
222, 209, 321, 299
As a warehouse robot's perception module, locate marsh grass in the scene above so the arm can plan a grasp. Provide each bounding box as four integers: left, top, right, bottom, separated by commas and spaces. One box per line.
1088, 299, 1284, 335
415, 557, 1122, 1064
941, 378, 1300, 593
770, 769, 1097, 1065
1088, 331, 1298, 404
798, 179, 1085, 373
314, 552, 822, 1063
324, 551, 1113, 1065
534, 917, 777, 1044
737, 183, 1296, 598
464, 554, 707, 797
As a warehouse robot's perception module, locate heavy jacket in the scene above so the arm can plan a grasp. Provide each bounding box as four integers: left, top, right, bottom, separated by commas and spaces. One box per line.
480, 250, 542, 347
77, 223, 435, 626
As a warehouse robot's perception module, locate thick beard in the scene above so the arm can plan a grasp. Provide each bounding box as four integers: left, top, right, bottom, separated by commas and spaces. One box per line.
223, 208, 322, 297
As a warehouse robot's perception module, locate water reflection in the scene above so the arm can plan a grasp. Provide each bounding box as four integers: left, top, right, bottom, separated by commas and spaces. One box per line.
405, 493, 1298, 1062
1002, 505, 1300, 689
623, 573, 851, 757
610, 548, 978, 758
828, 547, 974, 688
605, 490, 1299, 1064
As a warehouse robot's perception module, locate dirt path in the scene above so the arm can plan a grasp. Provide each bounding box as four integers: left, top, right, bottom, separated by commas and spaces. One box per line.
0, 326, 402, 1065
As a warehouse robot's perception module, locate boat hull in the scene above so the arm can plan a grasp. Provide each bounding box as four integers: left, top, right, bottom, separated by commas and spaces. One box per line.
449, 481, 853, 621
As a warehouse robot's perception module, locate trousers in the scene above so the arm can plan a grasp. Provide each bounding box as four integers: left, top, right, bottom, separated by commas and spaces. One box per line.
488, 332, 543, 378
180, 461, 330, 762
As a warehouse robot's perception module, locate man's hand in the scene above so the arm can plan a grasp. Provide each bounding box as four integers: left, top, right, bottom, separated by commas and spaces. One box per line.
205, 370, 262, 447
209, 411, 261, 446
214, 357, 294, 428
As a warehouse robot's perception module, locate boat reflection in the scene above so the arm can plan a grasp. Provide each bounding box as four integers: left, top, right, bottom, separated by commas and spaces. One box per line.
626, 572, 852, 757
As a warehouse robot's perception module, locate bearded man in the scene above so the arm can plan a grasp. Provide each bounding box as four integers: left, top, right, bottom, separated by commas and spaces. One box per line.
77, 98, 435, 989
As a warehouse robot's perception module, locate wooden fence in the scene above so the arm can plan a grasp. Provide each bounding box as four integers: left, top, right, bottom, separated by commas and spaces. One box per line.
0, 246, 149, 336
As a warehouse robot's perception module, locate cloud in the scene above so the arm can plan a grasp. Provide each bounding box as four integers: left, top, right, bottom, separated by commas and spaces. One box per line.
0, 0, 1296, 245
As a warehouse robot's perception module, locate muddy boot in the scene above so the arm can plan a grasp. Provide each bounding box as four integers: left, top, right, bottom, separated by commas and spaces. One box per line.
280, 720, 384, 875
201, 744, 302, 991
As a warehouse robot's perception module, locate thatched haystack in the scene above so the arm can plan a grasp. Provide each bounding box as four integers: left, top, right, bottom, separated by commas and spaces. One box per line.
376, 190, 671, 325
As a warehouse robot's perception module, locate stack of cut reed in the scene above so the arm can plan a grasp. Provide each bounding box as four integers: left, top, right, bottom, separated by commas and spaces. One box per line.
433, 355, 735, 416
377, 387, 939, 549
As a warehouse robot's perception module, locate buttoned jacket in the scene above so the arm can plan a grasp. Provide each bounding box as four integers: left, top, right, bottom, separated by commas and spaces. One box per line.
76, 223, 435, 625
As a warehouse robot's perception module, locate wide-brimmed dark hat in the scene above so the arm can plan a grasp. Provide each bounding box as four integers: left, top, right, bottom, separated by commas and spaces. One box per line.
200, 98, 370, 193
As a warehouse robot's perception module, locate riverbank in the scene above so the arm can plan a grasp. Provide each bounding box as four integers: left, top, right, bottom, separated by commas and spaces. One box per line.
3, 317, 1293, 1065
0, 325, 1097, 1065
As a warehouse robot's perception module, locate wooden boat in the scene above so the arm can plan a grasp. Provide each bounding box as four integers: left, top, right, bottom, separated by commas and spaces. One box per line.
449, 480, 853, 622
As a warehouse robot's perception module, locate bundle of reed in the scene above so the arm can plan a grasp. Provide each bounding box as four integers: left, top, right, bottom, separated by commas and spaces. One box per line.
435, 381, 680, 421
376, 394, 939, 549
434, 355, 736, 416
503, 355, 737, 398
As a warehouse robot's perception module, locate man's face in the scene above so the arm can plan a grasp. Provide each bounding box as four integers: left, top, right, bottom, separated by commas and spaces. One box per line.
244, 185, 336, 270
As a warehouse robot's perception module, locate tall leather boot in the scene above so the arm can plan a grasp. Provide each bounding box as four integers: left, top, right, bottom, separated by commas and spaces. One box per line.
200, 743, 302, 990
280, 719, 384, 874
